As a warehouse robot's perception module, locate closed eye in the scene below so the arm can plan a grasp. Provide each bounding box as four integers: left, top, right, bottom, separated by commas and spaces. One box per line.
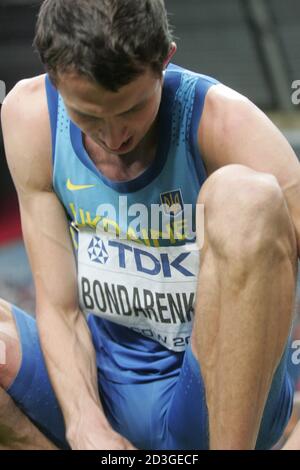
119, 102, 145, 117
71, 110, 101, 122
69, 101, 145, 120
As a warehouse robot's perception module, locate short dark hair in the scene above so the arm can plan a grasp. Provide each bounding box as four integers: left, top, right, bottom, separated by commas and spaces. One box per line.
34, 0, 173, 91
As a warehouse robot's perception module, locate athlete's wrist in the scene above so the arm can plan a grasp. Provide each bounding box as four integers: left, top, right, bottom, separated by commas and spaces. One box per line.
66, 406, 112, 446
68, 427, 136, 451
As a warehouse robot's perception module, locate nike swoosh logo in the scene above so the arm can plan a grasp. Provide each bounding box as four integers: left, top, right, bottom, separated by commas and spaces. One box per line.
66, 178, 96, 191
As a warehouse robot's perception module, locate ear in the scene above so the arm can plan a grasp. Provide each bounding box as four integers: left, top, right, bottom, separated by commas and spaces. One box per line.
163, 42, 177, 69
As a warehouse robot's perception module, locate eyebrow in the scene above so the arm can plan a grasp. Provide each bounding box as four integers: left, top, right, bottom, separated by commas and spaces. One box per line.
70, 101, 144, 119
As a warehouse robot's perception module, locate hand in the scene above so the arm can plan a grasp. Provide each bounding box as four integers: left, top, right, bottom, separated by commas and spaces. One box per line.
70, 426, 138, 450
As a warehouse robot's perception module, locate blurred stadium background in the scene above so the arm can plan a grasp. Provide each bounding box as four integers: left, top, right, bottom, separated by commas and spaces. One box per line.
0, 0, 299, 442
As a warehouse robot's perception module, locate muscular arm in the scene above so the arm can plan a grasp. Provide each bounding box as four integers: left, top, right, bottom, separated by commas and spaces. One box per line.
199, 84, 300, 255
1, 79, 135, 450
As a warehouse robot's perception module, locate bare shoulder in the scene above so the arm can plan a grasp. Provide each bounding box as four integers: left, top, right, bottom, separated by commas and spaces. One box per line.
199, 83, 255, 141
204, 83, 249, 106
198, 83, 278, 174
1, 74, 52, 193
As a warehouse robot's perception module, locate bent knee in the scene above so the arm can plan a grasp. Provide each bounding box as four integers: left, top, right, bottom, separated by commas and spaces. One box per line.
198, 165, 296, 258
0, 299, 21, 390
198, 164, 295, 257
199, 164, 282, 211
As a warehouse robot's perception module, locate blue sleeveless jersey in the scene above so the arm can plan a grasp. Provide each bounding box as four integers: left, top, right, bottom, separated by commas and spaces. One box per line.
45, 64, 218, 383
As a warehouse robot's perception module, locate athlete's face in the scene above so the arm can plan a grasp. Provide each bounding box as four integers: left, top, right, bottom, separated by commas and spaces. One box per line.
58, 68, 163, 156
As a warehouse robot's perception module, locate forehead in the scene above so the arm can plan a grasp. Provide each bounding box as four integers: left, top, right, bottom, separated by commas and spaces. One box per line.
57, 69, 160, 117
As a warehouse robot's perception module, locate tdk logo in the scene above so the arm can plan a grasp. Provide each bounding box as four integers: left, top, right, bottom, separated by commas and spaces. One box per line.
109, 241, 195, 278
88, 238, 195, 278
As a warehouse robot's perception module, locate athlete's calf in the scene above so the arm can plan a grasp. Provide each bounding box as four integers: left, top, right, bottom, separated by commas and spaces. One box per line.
192, 164, 297, 449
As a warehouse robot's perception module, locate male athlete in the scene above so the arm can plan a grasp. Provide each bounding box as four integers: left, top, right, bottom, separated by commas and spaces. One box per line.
0, 0, 300, 450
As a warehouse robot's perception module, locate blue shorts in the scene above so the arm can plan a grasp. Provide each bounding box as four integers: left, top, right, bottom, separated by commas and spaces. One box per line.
6, 306, 294, 450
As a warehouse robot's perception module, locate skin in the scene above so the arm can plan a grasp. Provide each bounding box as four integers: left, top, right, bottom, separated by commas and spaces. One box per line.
193, 83, 300, 448
59, 67, 163, 181
282, 421, 300, 450
1, 40, 300, 449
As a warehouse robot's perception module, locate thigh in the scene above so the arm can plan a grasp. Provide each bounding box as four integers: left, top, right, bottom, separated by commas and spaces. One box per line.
5, 306, 69, 449
163, 343, 209, 450
97, 346, 209, 450
256, 340, 294, 449
95, 342, 293, 450
98, 372, 182, 450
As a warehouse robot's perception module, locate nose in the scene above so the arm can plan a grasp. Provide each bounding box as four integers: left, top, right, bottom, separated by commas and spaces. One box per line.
100, 120, 129, 151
